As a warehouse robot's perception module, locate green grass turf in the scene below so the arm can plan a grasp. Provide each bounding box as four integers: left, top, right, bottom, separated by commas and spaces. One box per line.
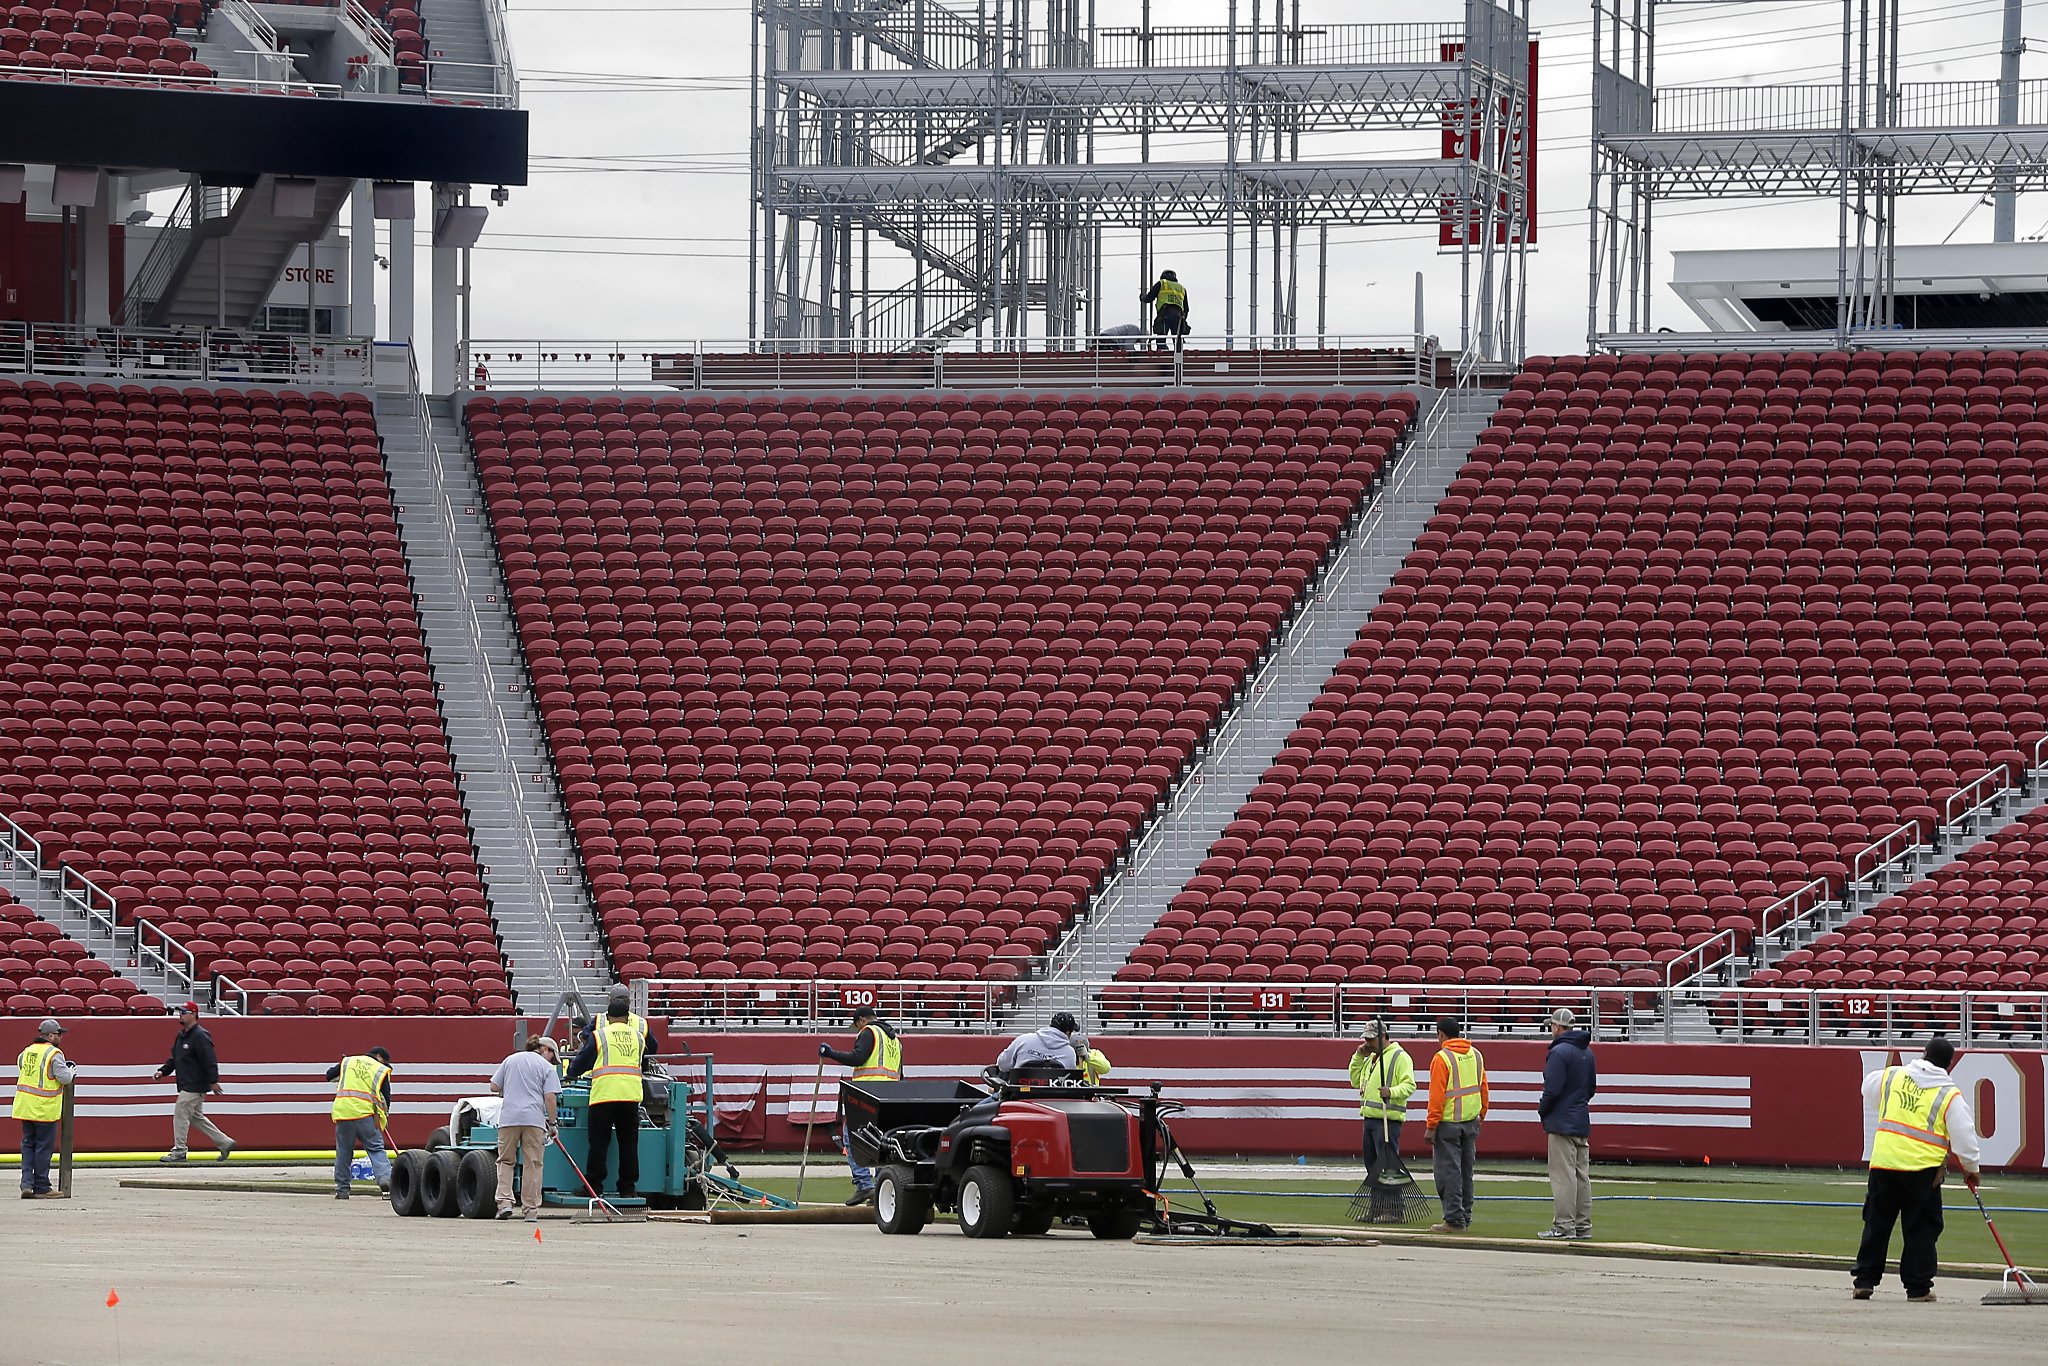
732, 1163, 2048, 1264
1158, 1163, 2048, 1262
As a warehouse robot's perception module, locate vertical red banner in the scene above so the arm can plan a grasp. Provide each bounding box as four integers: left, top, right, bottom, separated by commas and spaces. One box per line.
1438, 39, 1538, 247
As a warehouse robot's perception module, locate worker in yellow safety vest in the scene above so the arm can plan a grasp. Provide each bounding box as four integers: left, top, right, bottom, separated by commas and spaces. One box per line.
819, 1004, 903, 1206
14, 1018, 75, 1199
569, 986, 650, 1199
1141, 270, 1191, 351
1423, 1016, 1487, 1233
325, 1046, 393, 1199
1350, 1020, 1417, 1224
1852, 1036, 1982, 1302
1071, 1032, 1112, 1086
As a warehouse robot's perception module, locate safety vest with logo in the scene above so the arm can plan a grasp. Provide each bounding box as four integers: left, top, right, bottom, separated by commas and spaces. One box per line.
331, 1055, 392, 1123
1439, 1044, 1486, 1124
12, 1041, 65, 1123
1079, 1048, 1111, 1086
1154, 280, 1188, 312
589, 1013, 648, 1105
851, 1024, 902, 1082
1870, 1066, 1960, 1171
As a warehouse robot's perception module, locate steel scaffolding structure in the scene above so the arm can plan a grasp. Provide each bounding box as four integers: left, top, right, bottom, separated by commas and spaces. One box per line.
1589, 0, 2047, 348
752, 0, 1533, 358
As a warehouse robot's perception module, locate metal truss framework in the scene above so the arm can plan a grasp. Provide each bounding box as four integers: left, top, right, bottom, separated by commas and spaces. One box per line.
1589, 0, 2047, 346
752, 0, 1532, 359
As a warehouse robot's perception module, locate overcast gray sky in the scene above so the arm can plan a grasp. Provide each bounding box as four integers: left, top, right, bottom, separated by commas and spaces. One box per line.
460, 0, 2045, 353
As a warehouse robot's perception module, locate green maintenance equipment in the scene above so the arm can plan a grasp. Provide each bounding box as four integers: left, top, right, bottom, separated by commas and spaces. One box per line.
386, 1016, 793, 1221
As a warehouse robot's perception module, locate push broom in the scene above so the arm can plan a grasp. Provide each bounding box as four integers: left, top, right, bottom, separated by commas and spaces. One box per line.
1969, 1181, 2044, 1307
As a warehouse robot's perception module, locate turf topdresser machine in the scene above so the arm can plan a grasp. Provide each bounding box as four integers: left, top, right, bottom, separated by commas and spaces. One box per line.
387, 1048, 791, 1220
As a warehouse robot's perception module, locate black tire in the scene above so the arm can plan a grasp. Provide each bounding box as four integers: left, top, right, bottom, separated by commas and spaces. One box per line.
424, 1125, 452, 1152
388, 1150, 426, 1217
1011, 1206, 1056, 1236
874, 1164, 931, 1236
1088, 1207, 1144, 1240
957, 1164, 1014, 1239
455, 1149, 498, 1219
421, 1150, 462, 1218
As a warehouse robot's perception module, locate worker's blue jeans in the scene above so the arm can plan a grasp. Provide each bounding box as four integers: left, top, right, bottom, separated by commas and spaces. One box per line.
333, 1118, 390, 1194
842, 1125, 871, 1193
19, 1120, 56, 1193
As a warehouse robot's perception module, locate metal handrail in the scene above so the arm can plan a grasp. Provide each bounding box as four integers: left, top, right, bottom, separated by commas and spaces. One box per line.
1661, 927, 1739, 988
340, 0, 396, 62
418, 57, 520, 106
1944, 764, 2012, 828
116, 184, 198, 328
0, 813, 43, 868
218, 0, 281, 56
1852, 821, 1923, 884
0, 807, 199, 1005
462, 333, 1434, 392
1754, 877, 1833, 970
5, 62, 339, 97
634, 977, 2048, 1046
403, 347, 579, 999
474, 0, 519, 104
134, 918, 198, 1002
1599, 327, 2048, 355
1, 320, 376, 384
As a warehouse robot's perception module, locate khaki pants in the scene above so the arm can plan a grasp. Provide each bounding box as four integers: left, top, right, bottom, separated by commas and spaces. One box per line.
171, 1091, 233, 1156
497, 1124, 546, 1212
1547, 1132, 1592, 1235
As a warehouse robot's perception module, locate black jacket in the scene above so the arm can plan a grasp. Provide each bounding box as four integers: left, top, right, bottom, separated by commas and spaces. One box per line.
821, 1020, 896, 1067
158, 1024, 220, 1092
1538, 1028, 1598, 1137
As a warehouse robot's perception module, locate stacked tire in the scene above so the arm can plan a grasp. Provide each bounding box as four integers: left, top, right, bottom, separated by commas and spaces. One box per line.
389, 1149, 497, 1219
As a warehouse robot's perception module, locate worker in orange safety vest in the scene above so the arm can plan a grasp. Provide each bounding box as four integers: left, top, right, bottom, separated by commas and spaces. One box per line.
1424, 1016, 1488, 1233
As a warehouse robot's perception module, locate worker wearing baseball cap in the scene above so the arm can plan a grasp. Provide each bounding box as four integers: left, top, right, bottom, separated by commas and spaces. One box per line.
568, 987, 651, 1201
819, 1004, 903, 1206
14, 1019, 75, 1199
1350, 1020, 1417, 1224
325, 1046, 394, 1199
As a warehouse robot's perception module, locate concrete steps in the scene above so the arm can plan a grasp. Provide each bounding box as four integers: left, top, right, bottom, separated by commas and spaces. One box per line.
374, 380, 609, 1013
1749, 760, 2048, 973
421, 0, 502, 96
0, 848, 188, 1004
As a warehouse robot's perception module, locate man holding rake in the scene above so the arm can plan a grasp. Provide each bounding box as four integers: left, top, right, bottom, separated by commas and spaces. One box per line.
1349, 1020, 1417, 1224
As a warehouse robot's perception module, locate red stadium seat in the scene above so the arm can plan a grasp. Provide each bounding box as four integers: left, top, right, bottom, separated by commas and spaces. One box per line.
468, 389, 1413, 985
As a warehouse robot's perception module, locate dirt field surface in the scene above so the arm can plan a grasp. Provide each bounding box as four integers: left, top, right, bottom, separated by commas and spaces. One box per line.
15, 1169, 2046, 1366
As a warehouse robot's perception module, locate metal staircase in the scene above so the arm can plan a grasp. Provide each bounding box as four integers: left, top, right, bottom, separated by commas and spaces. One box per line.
0, 826, 192, 1006
1759, 757, 2048, 963
120, 175, 352, 329
1043, 387, 1501, 1000
421, 0, 509, 98
374, 370, 608, 1012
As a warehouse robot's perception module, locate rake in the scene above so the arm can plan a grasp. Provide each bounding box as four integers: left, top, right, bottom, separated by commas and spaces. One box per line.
1346, 1113, 1437, 1228
1970, 1183, 2045, 1307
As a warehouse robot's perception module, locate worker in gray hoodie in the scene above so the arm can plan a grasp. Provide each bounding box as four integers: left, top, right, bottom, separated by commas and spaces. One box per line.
996, 1012, 1081, 1079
